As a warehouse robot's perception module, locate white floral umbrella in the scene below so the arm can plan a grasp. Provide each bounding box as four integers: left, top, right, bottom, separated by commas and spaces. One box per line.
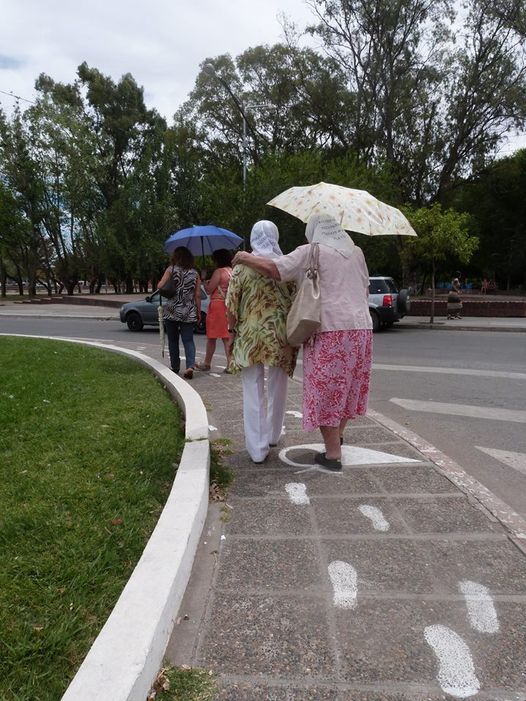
267, 182, 417, 236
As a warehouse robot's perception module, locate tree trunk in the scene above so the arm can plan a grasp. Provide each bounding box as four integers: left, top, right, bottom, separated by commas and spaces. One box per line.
430, 260, 436, 325
0, 260, 6, 298
28, 271, 37, 296
15, 266, 24, 295
65, 280, 77, 295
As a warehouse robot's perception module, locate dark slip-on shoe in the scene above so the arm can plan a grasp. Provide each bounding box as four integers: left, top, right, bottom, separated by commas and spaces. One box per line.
314, 453, 342, 472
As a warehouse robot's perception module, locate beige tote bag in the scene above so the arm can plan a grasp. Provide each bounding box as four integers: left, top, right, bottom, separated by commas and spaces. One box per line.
286, 243, 321, 346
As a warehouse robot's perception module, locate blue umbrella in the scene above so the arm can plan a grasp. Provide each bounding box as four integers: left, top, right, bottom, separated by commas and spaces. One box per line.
164, 225, 243, 257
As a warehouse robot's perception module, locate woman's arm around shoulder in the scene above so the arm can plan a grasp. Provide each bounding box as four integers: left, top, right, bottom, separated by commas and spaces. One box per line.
232, 252, 281, 280
273, 243, 311, 283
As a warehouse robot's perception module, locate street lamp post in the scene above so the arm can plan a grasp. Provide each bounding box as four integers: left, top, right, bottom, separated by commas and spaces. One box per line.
241, 102, 272, 189
202, 64, 271, 190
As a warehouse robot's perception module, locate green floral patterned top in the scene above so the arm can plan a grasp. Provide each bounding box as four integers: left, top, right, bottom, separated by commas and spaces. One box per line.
226, 265, 298, 377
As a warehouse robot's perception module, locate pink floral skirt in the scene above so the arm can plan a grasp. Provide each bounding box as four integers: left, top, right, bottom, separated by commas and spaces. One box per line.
303, 330, 373, 431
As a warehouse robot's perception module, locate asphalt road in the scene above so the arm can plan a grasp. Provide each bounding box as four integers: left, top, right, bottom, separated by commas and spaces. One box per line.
2, 314, 525, 520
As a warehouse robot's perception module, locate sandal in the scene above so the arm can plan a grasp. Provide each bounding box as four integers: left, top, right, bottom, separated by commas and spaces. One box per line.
194, 362, 211, 371
183, 368, 194, 379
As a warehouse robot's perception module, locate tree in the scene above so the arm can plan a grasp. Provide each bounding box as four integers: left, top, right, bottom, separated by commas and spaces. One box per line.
403, 204, 478, 322
180, 44, 352, 184
0, 108, 48, 295
306, 0, 526, 203
2, 66, 177, 294
450, 149, 526, 290
0, 181, 32, 297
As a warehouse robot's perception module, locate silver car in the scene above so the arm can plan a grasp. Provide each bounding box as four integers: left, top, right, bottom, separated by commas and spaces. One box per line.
368, 276, 410, 332
119, 287, 210, 333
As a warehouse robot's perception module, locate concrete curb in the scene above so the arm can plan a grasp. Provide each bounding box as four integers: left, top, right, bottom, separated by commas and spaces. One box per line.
398, 320, 526, 333
1, 334, 210, 701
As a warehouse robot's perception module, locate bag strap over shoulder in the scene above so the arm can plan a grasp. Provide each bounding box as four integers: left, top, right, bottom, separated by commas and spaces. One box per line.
306, 243, 320, 279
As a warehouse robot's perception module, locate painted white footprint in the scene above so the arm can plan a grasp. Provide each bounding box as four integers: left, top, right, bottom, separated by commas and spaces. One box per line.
424, 624, 480, 699
285, 483, 310, 505
459, 580, 499, 634
328, 560, 358, 609
358, 504, 390, 532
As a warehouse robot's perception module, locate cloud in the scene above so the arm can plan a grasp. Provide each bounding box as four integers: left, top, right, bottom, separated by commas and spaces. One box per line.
0, 0, 314, 119
0, 55, 23, 69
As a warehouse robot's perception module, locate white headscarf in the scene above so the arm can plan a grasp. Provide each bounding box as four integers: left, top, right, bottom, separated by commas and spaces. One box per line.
250, 220, 283, 259
305, 213, 356, 258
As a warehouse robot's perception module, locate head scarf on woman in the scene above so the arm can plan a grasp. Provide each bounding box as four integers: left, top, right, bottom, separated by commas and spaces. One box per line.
305, 213, 356, 258
250, 220, 283, 259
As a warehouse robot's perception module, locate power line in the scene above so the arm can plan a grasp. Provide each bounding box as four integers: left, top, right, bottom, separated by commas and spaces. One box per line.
0, 89, 35, 104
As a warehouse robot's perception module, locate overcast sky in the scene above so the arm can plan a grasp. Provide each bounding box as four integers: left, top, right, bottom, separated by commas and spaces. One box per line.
0, 0, 315, 119
1, 0, 524, 155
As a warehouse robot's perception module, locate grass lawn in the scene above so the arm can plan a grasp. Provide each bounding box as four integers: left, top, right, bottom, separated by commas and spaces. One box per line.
0, 337, 186, 701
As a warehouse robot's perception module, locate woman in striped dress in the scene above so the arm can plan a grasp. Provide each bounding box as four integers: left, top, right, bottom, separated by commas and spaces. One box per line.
157, 246, 201, 379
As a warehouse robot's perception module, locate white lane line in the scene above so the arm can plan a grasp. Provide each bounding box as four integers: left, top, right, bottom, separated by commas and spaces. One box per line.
358, 505, 390, 531
286, 410, 303, 419
285, 483, 310, 505
375, 363, 526, 381
328, 560, 358, 609
424, 624, 480, 699
279, 443, 420, 469
209, 373, 222, 378
459, 580, 499, 634
476, 446, 526, 476
391, 398, 526, 424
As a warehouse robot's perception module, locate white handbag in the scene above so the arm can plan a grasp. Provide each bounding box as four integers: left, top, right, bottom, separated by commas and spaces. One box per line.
286, 243, 321, 346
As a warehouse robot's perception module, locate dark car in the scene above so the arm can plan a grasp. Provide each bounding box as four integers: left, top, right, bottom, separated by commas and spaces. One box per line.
368, 276, 410, 332
119, 288, 210, 333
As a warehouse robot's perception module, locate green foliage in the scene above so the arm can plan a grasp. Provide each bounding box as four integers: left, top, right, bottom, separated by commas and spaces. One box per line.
450, 150, 526, 289
403, 203, 478, 272
209, 439, 234, 491
0, 182, 33, 284
0, 337, 184, 700
153, 666, 217, 701
308, 0, 526, 203
1, 64, 176, 294
1, 0, 525, 291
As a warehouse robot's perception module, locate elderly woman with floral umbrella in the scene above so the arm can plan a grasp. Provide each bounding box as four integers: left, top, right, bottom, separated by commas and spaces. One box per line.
233, 213, 373, 472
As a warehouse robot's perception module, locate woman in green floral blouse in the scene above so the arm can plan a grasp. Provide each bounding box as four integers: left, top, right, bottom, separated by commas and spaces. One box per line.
226, 221, 297, 463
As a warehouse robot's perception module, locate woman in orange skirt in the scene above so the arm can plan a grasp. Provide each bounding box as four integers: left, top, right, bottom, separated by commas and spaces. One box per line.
195, 248, 233, 372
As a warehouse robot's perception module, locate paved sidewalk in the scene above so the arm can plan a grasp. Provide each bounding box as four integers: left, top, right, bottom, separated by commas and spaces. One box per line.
0, 299, 120, 319
166, 367, 526, 700
1, 298, 526, 333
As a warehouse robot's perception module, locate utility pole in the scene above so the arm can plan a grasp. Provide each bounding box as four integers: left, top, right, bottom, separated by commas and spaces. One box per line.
202, 64, 271, 190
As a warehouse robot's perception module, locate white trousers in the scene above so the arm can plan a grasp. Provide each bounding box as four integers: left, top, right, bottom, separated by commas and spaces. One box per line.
241, 364, 288, 463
